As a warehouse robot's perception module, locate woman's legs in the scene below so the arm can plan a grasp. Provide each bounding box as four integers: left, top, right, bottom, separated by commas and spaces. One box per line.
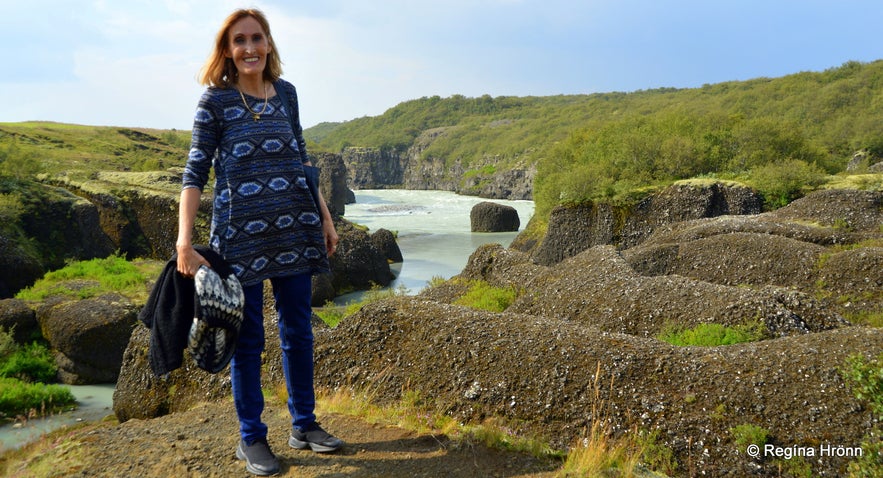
231, 280, 268, 443
271, 273, 316, 429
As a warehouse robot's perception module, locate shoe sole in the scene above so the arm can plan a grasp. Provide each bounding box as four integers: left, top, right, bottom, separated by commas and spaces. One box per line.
236, 444, 280, 476
288, 435, 342, 453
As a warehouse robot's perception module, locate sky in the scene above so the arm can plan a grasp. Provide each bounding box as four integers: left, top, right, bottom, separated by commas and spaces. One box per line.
2, 0, 883, 130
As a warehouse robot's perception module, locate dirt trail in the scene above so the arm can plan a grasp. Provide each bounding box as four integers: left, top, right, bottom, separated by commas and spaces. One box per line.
2, 399, 560, 478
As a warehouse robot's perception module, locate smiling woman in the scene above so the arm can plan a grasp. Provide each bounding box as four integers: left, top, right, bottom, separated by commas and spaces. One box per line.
174, 8, 343, 475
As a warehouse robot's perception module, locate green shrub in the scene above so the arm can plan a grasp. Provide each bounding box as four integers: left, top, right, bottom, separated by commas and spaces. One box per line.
658, 322, 766, 347
0, 377, 75, 418
454, 280, 517, 312
746, 158, 828, 209
729, 423, 769, 449
0, 342, 57, 383
637, 428, 678, 475
841, 353, 883, 476
0, 326, 16, 359
842, 353, 883, 419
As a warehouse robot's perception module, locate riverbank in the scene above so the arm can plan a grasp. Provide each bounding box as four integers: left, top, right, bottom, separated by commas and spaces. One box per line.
0, 384, 115, 453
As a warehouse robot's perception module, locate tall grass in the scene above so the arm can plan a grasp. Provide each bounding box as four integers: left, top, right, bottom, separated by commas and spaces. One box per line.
559, 362, 653, 476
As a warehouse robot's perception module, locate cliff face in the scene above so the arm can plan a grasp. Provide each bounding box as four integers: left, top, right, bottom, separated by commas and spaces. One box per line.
341, 143, 535, 200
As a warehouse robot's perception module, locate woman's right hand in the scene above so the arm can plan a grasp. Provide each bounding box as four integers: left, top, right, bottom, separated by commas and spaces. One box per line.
176, 245, 210, 278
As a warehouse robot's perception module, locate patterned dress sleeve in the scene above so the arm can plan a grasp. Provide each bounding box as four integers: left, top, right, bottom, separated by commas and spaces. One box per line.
183, 89, 221, 191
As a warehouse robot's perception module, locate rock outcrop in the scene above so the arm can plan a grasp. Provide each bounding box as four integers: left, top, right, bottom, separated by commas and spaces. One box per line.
327, 221, 395, 294
341, 144, 535, 200
526, 181, 764, 265
36, 291, 138, 384
370, 228, 404, 264
470, 201, 520, 232
0, 298, 40, 343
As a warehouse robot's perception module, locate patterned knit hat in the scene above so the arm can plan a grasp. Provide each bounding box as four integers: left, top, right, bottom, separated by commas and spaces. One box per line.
188, 264, 244, 373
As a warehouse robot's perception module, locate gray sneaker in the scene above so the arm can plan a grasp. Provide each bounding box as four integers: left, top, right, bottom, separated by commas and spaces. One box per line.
288, 422, 343, 453
236, 438, 280, 476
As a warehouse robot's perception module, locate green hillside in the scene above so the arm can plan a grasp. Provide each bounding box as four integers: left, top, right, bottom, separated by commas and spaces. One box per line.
307, 60, 883, 217
0, 122, 190, 182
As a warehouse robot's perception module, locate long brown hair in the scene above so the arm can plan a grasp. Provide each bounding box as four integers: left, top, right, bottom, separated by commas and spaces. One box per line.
198, 8, 283, 87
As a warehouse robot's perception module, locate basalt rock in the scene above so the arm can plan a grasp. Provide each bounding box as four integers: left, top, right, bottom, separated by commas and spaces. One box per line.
36, 290, 138, 384
527, 181, 764, 265
470, 201, 520, 232
0, 298, 40, 343
328, 220, 395, 294
371, 228, 403, 264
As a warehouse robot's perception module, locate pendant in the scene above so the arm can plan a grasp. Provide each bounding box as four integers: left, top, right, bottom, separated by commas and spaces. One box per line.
252, 114, 260, 121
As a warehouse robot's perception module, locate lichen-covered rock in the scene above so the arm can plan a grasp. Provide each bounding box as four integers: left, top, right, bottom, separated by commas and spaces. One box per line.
36, 292, 138, 384
768, 188, 883, 234
328, 220, 394, 292
113, 324, 235, 422
470, 201, 520, 232
0, 298, 40, 343
529, 181, 763, 265
371, 228, 403, 263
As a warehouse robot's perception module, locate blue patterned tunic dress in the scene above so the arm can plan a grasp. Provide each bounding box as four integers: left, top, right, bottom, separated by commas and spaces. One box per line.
183, 80, 329, 286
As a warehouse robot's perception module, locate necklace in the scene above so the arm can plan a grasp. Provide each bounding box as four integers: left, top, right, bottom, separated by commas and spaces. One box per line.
238, 82, 268, 121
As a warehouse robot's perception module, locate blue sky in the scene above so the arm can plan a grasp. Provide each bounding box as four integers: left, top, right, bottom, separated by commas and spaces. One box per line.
3, 0, 882, 129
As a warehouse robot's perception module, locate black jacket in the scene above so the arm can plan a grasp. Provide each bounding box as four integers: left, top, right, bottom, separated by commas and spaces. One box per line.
138, 245, 236, 376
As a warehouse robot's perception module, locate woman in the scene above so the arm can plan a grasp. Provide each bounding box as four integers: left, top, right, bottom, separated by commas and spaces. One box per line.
175, 8, 341, 476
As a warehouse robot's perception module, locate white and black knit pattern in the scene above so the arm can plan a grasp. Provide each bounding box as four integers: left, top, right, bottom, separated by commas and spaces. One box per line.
188, 265, 245, 373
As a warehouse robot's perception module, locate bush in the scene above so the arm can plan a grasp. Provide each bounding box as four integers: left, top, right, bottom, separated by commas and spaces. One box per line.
730, 423, 769, 449
0, 342, 57, 383
841, 353, 883, 476
746, 158, 828, 209
842, 353, 883, 420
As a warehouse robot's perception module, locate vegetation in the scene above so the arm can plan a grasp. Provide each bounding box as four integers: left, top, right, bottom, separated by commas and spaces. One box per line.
14, 254, 160, 304
657, 322, 767, 347
310, 360, 677, 477
314, 284, 411, 327
452, 279, 518, 312
306, 60, 883, 219
0, 327, 75, 419
0, 123, 189, 183
840, 353, 883, 477
729, 423, 770, 450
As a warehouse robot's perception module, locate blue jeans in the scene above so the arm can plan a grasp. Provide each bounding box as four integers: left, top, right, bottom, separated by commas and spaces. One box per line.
231, 273, 316, 443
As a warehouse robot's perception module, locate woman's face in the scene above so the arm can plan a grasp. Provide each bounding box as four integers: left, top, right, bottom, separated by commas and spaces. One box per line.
225, 16, 270, 80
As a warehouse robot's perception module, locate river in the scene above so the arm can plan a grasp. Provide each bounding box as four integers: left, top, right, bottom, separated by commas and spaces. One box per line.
338, 189, 535, 301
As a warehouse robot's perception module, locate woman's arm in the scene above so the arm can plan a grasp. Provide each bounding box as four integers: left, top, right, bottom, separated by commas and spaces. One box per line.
176, 188, 210, 276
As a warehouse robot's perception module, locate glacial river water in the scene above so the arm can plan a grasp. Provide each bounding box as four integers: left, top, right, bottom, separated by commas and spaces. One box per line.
338, 189, 535, 300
